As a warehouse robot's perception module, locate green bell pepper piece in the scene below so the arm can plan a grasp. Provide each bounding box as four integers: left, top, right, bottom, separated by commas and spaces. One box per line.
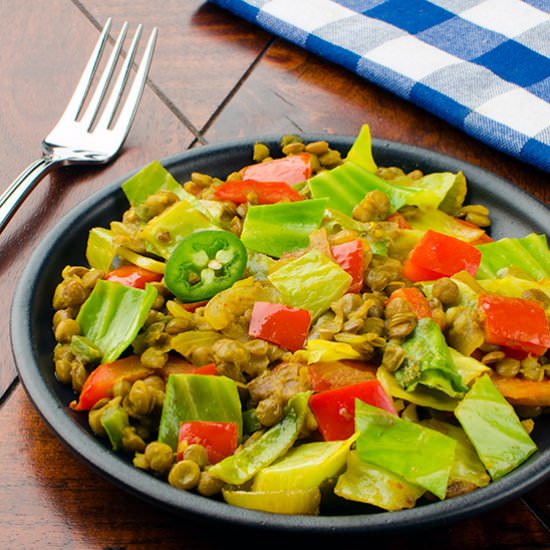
70, 335, 103, 364
267, 248, 351, 319
76, 280, 157, 364
86, 227, 116, 272
454, 374, 537, 480
208, 392, 310, 485
355, 400, 456, 499
242, 408, 262, 435
395, 317, 468, 398
476, 233, 550, 281
158, 374, 242, 451
240, 198, 328, 258
334, 450, 425, 511
101, 401, 130, 452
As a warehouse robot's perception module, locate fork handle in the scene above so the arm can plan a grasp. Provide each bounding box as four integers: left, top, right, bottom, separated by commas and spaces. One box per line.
0, 157, 58, 234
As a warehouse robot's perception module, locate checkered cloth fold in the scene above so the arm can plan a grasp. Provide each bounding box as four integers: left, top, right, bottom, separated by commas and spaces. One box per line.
209, 0, 550, 174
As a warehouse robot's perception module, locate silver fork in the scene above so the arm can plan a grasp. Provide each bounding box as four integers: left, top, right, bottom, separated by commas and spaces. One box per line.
0, 18, 158, 233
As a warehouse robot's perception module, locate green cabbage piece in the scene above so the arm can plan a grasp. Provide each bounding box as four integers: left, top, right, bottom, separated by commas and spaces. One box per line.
355, 401, 456, 499
322, 208, 392, 255
121, 160, 224, 224
395, 318, 468, 398
376, 348, 489, 413
449, 348, 490, 385
403, 207, 485, 242
478, 276, 550, 313
344, 123, 378, 172
377, 367, 459, 412
309, 161, 440, 216
420, 418, 490, 490
138, 199, 216, 259
267, 248, 351, 319
86, 227, 116, 272
121, 160, 189, 206
252, 436, 356, 491
476, 233, 550, 281
334, 450, 425, 511
240, 198, 328, 258
76, 280, 157, 364
416, 171, 467, 215
455, 374, 537, 480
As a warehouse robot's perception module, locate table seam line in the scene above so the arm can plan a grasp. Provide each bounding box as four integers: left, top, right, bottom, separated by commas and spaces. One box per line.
194, 37, 275, 145
0, 375, 19, 409
69, 0, 204, 143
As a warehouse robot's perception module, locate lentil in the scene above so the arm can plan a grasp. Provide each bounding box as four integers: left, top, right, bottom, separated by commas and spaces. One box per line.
168, 460, 201, 490
143, 441, 174, 474
183, 444, 209, 468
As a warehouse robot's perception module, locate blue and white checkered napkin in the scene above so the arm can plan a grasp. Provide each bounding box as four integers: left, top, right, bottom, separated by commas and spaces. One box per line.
209, 0, 550, 174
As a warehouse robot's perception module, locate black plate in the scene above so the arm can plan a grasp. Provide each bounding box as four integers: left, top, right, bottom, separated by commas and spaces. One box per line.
10, 135, 550, 534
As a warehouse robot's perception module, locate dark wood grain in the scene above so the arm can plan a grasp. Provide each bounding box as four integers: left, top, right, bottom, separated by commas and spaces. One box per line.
1, 0, 549, 547
0, 0, 195, 395
77, 0, 273, 133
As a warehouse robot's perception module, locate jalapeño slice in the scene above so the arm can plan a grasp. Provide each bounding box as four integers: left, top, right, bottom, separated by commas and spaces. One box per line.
164, 230, 247, 302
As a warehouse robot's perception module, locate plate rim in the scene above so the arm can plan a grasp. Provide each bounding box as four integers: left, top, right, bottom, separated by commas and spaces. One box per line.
10, 135, 550, 534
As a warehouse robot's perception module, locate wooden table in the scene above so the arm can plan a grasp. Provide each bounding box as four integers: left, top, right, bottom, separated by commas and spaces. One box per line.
1, 1, 549, 548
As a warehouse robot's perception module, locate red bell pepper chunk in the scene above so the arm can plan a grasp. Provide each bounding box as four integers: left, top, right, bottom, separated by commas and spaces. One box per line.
456, 219, 494, 245
70, 355, 152, 411
179, 300, 209, 312
330, 239, 365, 293
403, 229, 482, 281
240, 153, 312, 185
402, 259, 441, 282
104, 265, 163, 289
479, 293, 550, 356
71, 356, 217, 411
309, 380, 397, 441
386, 212, 412, 229
191, 363, 218, 375
386, 287, 432, 320
160, 359, 218, 379
248, 302, 311, 352
308, 360, 377, 392
177, 421, 238, 464
213, 180, 303, 204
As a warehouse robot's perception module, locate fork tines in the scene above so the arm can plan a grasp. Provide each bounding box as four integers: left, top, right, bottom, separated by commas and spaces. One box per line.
62, 18, 158, 135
